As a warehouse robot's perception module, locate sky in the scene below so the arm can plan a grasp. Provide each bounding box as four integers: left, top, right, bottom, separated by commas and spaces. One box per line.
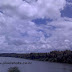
0, 0, 72, 53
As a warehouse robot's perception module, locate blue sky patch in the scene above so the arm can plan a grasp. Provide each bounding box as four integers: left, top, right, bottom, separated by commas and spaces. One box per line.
61, 4, 72, 18
0, 11, 3, 14
32, 18, 53, 25
66, 0, 72, 2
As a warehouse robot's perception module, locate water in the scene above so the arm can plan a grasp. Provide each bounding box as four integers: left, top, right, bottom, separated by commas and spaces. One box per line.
0, 57, 72, 72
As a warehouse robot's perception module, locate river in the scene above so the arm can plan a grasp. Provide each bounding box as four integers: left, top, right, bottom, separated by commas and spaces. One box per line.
0, 57, 72, 72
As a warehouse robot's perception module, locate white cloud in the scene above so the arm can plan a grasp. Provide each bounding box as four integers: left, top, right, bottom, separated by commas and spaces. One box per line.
18, 0, 66, 19
0, 0, 72, 53
0, 0, 66, 19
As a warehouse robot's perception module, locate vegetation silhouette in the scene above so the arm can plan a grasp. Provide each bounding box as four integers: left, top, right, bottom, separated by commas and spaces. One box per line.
8, 67, 20, 72
0, 50, 72, 64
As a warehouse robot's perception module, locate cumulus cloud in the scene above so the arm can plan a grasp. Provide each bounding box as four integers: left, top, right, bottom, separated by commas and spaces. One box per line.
0, 0, 66, 19
0, 0, 72, 53
18, 0, 66, 19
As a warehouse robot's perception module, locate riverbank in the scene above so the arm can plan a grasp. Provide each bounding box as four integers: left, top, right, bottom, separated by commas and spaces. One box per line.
0, 50, 72, 64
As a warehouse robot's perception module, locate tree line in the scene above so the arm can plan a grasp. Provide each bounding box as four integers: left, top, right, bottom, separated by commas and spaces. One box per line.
0, 50, 72, 64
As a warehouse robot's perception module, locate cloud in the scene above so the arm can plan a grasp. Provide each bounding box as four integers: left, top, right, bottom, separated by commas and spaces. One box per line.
46, 20, 72, 50
0, 0, 72, 53
18, 0, 66, 19
0, 0, 66, 19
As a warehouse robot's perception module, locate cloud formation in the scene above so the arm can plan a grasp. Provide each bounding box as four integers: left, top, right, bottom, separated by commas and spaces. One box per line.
0, 0, 72, 53
0, 0, 66, 19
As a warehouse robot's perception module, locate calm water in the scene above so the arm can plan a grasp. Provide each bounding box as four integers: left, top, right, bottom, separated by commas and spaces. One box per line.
0, 57, 72, 72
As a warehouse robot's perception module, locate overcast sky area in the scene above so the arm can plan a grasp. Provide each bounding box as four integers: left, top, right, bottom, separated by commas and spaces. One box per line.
0, 0, 72, 53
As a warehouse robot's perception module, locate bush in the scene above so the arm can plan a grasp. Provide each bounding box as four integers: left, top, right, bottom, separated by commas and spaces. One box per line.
8, 67, 20, 72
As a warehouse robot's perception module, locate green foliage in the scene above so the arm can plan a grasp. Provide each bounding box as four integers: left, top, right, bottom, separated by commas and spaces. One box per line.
8, 67, 20, 72
24, 50, 72, 64
0, 50, 72, 64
